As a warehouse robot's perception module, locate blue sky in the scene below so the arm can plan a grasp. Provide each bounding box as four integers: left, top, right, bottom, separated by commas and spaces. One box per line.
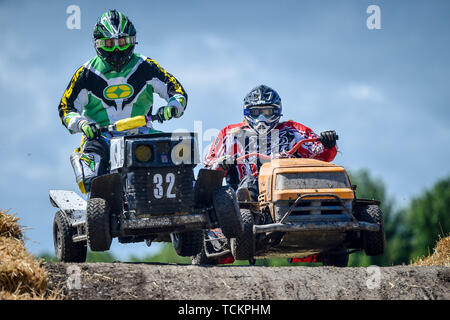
0, 0, 449, 259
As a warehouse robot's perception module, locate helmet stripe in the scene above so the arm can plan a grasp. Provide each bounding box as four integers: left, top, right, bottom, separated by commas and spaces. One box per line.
101, 15, 113, 35
108, 11, 119, 34
120, 12, 127, 33
97, 10, 132, 38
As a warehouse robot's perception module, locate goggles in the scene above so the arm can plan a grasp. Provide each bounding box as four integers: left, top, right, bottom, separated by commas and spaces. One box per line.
244, 106, 281, 118
94, 36, 136, 52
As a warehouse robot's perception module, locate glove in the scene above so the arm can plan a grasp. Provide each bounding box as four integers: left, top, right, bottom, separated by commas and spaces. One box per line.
216, 155, 236, 171
318, 130, 338, 149
156, 106, 177, 123
79, 120, 100, 140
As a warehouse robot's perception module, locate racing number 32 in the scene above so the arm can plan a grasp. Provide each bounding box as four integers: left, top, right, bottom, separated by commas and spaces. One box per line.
153, 173, 176, 199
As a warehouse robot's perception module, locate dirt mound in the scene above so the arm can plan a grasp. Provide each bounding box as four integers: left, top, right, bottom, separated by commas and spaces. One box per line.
44, 262, 449, 300
412, 236, 450, 267
3, 208, 449, 300
0, 210, 60, 300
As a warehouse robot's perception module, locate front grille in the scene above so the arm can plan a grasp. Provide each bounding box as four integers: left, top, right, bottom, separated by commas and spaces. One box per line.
289, 200, 350, 216
126, 166, 195, 216
291, 200, 345, 215
275, 199, 352, 221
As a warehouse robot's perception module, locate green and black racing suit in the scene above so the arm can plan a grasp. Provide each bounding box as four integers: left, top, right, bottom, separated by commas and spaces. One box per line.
58, 53, 188, 194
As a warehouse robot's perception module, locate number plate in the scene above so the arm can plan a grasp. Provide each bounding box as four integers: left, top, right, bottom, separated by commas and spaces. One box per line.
130, 166, 194, 215
150, 171, 178, 200
131, 167, 195, 216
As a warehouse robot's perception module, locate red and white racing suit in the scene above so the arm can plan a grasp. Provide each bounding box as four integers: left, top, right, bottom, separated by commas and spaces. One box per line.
205, 120, 338, 180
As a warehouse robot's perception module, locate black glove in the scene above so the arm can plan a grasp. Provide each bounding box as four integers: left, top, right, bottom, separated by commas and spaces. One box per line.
318, 130, 338, 149
216, 155, 236, 171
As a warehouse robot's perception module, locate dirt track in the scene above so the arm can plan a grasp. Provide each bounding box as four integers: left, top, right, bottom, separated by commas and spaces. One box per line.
43, 263, 449, 300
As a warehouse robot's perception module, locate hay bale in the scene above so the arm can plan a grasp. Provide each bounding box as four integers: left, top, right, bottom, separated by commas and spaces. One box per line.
0, 210, 23, 239
0, 209, 62, 299
0, 237, 47, 294
412, 235, 450, 267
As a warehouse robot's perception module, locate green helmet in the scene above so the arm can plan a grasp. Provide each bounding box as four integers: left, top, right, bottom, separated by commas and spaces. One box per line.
93, 9, 137, 72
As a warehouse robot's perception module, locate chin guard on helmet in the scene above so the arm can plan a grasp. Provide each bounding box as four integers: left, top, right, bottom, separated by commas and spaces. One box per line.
243, 85, 282, 135
244, 106, 282, 135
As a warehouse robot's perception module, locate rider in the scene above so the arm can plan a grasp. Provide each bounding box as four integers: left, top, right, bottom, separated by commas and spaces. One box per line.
205, 85, 338, 200
58, 10, 188, 194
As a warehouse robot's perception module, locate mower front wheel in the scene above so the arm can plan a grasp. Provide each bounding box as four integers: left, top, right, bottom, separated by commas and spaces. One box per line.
191, 235, 219, 266
356, 205, 386, 256
230, 209, 255, 261
53, 210, 87, 262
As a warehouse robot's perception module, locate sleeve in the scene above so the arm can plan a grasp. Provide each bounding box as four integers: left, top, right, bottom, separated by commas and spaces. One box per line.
204, 123, 247, 171
145, 58, 188, 118
58, 65, 89, 133
204, 126, 229, 170
287, 121, 338, 162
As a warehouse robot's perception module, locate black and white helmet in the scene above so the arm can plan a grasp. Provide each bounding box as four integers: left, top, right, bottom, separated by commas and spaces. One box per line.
243, 85, 282, 135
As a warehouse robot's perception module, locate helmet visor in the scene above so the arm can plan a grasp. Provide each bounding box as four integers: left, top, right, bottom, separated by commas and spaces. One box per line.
94, 36, 136, 52
244, 106, 281, 118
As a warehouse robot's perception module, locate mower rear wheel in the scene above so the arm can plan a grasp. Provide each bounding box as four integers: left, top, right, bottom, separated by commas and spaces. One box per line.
171, 230, 204, 257
321, 251, 349, 267
86, 198, 112, 252
212, 186, 243, 238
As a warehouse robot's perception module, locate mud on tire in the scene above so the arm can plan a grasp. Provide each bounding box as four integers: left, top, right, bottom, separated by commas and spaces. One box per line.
53, 210, 87, 262
356, 204, 385, 256
231, 209, 255, 261
86, 198, 112, 252
171, 230, 204, 257
212, 186, 243, 238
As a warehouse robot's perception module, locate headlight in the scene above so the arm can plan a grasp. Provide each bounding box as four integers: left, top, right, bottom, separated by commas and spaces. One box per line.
135, 145, 152, 162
